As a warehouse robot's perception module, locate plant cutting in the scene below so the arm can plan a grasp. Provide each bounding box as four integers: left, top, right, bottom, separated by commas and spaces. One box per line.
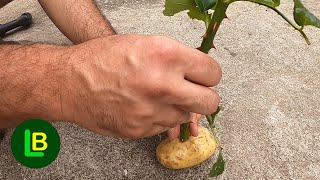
156, 0, 320, 177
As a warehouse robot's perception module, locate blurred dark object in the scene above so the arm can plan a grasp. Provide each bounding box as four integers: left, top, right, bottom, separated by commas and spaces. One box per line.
0, 13, 32, 37
0, 129, 5, 141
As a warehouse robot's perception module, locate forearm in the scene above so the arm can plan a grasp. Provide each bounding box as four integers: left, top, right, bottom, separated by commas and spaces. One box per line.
38, 0, 116, 44
0, 44, 71, 128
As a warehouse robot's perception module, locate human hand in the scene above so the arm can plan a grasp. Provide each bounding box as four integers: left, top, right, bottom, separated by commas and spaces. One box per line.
59, 34, 221, 139
167, 113, 203, 139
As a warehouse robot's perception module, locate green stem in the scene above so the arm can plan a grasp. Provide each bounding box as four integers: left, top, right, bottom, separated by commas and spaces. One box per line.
179, 123, 190, 142
205, 13, 211, 29
198, 0, 230, 53
199, 0, 229, 124
238, 0, 311, 45
209, 125, 221, 147
180, 0, 230, 142
299, 28, 311, 45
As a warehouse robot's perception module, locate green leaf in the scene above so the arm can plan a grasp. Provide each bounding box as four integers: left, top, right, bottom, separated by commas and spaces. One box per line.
209, 150, 225, 177
273, 0, 280, 7
163, 0, 197, 16
248, 0, 280, 7
163, 0, 210, 22
252, 0, 273, 7
187, 9, 210, 22
293, 0, 320, 28
211, 3, 217, 10
195, 0, 216, 12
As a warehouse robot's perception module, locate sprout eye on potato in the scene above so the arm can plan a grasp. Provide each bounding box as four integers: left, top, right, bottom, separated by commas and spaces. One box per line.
156, 127, 216, 169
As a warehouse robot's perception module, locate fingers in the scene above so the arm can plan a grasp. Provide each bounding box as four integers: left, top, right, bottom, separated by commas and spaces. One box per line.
173, 81, 220, 115
167, 125, 180, 139
153, 106, 191, 128
189, 113, 202, 137
167, 113, 202, 139
165, 39, 222, 87
106, 106, 192, 139
182, 48, 222, 87
155, 37, 221, 115
144, 124, 172, 138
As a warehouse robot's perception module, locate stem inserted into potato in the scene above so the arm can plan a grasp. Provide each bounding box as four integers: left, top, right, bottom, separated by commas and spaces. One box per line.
164, 0, 320, 177
179, 123, 190, 142
157, 127, 216, 169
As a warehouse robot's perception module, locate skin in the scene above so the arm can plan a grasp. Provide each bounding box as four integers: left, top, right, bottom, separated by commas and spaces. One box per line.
37, 0, 116, 44
0, 0, 12, 8
0, 0, 221, 139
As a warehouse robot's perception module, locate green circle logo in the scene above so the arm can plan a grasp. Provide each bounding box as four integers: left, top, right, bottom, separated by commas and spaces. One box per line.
11, 119, 60, 168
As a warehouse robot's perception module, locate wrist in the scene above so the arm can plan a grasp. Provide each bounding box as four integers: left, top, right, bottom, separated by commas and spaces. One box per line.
51, 43, 95, 124
27, 45, 74, 123
54, 37, 116, 125
41, 46, 77, 123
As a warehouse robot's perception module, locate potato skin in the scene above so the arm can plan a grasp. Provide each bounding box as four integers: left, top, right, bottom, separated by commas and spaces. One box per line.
156, 127, 216, 169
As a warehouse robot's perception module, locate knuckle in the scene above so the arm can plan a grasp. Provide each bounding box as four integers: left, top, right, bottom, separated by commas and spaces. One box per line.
167, 123, 178, 128
147, 36, 175, 62
177, 111, 190, 124
141, 107, 157, 119
122, 122, 146, 139
174, 89, 187, 102
155, 84, 171, 98
161, 109, 190, 128
133, 105, 156, 121
126, 119, 140, 130
126, 128, 146, 139
147, 81, 173, 99
165, 117, 180, 128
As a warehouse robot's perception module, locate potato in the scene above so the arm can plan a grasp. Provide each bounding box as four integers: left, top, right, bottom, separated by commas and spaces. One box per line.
156, 126, 216, 169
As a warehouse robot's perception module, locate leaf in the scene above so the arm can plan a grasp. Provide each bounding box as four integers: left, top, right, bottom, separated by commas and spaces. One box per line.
211, 3, 217, 11
293, 0, 320, 28
187, 9, 210, 22
195, 0, 216, 12
163, 0, 197, 16
249, 0, 280, 7
272, 0, 280, 7
209, 150, 225, 177
163, 0, 209, 22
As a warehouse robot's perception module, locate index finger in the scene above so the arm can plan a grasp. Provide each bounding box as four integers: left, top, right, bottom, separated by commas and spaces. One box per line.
166, 39, 222, 87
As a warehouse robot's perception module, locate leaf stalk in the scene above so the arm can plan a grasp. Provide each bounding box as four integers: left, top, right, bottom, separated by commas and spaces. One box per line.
237, 0, 311, 44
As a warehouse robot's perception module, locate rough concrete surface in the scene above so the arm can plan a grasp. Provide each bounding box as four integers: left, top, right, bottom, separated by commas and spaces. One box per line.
0, 0, 320, 179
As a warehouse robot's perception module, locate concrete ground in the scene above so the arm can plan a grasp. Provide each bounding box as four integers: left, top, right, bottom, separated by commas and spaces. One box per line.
1, 0, 320, 179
